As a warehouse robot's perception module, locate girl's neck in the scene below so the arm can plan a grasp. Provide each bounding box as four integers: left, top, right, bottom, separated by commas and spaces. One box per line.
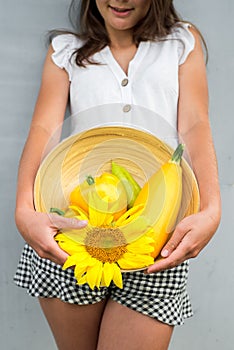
106, 27, 135, 50
107, 31, 138, 75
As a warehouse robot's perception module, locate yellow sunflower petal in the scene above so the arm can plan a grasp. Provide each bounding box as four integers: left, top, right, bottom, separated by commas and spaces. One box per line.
135, 234, 155, 245
88, 192, 114, 226
77, 255, 97, 268
120, 215, 151, 243
62, 250, 93, 270
104, 214, 115, 226
86, 260, 103, 289
112, 263, 123, 289
126, 252, 154, 265
118, 253, 154, 270
60, 227, 88, 244
88, 197, 107, 226
63, 254, 81, 270
127, 243, 154, 255
95, 261, 104, 288
77, 274, 87, 285
126, 235, 155, 255
74, 264, 87, 280
55, 233, 82, 244
56, 235, 86, 255
58, 241, 83, 255
54, 233, 66, 241
68, 205, 89, 220
114, 204, 144, 226
102, 262, 114, 287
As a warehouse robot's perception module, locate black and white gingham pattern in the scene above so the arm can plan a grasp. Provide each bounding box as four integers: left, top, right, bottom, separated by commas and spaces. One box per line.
111, 267, 193, 325
14, 244, 193, 326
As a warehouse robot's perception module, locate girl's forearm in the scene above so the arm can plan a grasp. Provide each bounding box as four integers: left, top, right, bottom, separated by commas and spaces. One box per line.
181, 119, 221, 221
16, 124, 61, 212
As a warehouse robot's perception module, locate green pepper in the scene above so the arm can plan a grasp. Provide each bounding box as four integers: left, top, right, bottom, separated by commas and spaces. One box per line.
111, 161, 141, 209
50, 207, 65, 216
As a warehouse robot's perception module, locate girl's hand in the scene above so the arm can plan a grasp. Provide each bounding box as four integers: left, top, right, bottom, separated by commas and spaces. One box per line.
15, 208, 87, 266
146, 209, 220, 273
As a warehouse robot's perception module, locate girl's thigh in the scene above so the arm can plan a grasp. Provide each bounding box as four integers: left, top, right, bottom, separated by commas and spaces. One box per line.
97, 299, 173, 350
39, 297, 107, 350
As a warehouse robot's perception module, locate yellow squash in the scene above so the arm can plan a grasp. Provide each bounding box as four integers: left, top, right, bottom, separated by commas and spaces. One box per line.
134, 144, 184, 258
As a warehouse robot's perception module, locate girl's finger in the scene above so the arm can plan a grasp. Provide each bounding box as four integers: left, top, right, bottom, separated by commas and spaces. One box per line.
36, 236, 69, 266
48, 242, 69, 266
48, 214, 88, 230
161, 217, 193, 257
146, 242, 189, 273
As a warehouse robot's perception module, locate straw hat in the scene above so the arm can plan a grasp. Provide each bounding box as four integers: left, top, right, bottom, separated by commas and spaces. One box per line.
34, 126, 199, 221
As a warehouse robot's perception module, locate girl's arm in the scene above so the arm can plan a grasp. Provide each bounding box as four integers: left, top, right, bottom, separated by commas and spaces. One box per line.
147, 27, 221, 273
15, 45, 87, 265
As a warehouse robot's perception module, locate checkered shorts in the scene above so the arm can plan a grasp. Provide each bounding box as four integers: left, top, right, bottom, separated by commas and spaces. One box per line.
14, 244, 193, 326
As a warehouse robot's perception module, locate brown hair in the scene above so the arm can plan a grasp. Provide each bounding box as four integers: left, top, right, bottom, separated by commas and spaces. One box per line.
54, 0, 207, 67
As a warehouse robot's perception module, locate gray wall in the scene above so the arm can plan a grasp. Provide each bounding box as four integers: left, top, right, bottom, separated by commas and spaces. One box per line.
1, 1, 233, 349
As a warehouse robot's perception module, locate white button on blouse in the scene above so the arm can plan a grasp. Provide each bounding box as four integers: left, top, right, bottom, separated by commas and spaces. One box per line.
123, 104, 132, 113
121, 78, 129, 87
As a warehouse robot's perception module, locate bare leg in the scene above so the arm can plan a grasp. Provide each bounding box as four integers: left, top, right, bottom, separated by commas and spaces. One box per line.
97, 299, 173, 350
39, 298, 107, 350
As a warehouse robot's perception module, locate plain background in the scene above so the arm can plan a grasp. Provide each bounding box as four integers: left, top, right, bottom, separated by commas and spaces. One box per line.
1, 1, 233, 349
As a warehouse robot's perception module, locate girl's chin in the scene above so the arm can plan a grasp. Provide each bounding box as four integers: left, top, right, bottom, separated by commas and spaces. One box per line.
106, 23, 134, 33
106, 16, 136, 33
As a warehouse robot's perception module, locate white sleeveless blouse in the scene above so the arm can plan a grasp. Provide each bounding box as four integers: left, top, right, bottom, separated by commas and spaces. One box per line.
51, 23, 195, 148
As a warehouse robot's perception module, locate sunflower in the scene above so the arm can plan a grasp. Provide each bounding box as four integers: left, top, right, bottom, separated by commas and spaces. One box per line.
55, 192, 155, 289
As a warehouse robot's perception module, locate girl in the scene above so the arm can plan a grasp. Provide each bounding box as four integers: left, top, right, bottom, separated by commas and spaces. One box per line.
14, 1, 221, 349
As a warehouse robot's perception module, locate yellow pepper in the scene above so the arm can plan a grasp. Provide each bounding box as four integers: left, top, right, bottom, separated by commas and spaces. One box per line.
69, 172, 127, 220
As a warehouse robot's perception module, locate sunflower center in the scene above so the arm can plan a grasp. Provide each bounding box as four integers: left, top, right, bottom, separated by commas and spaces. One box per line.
85, 227, 127, 263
